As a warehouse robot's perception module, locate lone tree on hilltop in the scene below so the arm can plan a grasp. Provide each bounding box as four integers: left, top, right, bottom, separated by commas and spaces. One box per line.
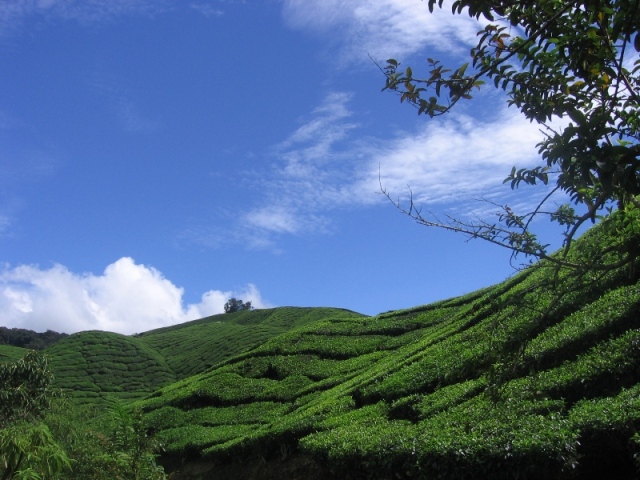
224, 297, 253, 313
380, 0, 640, 277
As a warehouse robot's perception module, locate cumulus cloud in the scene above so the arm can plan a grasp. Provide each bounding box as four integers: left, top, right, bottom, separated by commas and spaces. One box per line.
0, 257, 271, 334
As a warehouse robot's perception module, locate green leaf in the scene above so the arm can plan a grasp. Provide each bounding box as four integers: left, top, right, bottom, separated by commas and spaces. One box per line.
567, 109, 586, 125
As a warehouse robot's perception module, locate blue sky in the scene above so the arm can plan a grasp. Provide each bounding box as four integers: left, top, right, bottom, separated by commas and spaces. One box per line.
0, 0, 560, 334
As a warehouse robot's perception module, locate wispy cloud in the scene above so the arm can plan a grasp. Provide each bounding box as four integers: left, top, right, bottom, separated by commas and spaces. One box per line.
190, 2, 224, 17
210, 92, 553, 249
243, 206, 305, 235
365, 108, 544, 206
231, 92, 358, 247
0, 0, 242, 28
172, 2, 559, 251
278, 1, 576, 225
0, 257, 271, 334
87, 70, 160, 134
0, 145, 58, 237
282, 0, 485, 64
0, 0, 170, 36
276, 92, 357, 179
179, 92, 357, 251
0, 215, 12, 236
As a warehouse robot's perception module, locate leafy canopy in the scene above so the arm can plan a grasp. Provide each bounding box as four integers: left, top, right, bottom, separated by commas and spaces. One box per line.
381, 0, 640, 273
224, 297, 253, 313
56, 400, 167, 480
0, 351, 56, 428
0, 352, 70, 480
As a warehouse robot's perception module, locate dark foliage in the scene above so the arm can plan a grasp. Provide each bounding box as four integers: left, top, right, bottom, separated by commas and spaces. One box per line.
224, 298, 253, 313
0, 326, 67, 350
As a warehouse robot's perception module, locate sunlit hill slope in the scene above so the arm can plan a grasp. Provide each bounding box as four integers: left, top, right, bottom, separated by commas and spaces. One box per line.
43, 307, 365, 405
3, 222, 639, 479
136, 224, 640, 480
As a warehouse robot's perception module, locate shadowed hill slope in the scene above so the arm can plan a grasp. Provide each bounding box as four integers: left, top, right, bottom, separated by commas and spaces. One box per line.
137, 307, 366, 380
138, 224, 640, 480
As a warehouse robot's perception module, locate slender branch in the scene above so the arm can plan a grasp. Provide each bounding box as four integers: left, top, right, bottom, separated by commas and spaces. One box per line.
562, 191, 608, 254
379, 182, 584, 269
522, 185, 562, 234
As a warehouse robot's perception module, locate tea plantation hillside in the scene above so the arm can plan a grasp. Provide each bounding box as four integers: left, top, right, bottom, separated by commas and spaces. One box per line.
46, 331, 177, 404
137, 307, 365, 379
42, 307, 364, 405
0, 344, 29, 363
137, 225, 640, 480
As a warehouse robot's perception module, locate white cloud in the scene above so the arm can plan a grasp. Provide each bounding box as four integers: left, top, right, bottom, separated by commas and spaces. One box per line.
273, 1, 553, 216
0, 257, 271, 334
190, 2, 224, 18
282, 0, 484, 63
222, 92, 357, 248
243, 206, 301, 235
362, 107, 545, 206
229, 90, 550, 247
277, 93, 357, 181
178, 4, 562, 250
171, 77, 561, 254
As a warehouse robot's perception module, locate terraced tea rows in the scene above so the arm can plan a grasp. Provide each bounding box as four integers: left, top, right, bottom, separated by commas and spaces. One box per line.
46, 331, 176, 404
0, 344, 28, 363
8, 223, 636, 479
42, 307, 364, 405
137, 232, 640, 479
137, 307, 365, 379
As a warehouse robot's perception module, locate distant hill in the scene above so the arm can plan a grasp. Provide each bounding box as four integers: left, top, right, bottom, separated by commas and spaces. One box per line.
136, 307, 366, 379
46, 330, 176, 404
134, 223, 640, 480
44, 307, 365, 404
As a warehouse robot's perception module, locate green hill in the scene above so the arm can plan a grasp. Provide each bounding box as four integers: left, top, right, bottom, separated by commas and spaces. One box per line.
137, 307, 365, 379
44, 307, 365, 405
0, 344, 29, 363
19, 222, 639, 479
135, 226, 640, 479
46, 331, 177, 404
